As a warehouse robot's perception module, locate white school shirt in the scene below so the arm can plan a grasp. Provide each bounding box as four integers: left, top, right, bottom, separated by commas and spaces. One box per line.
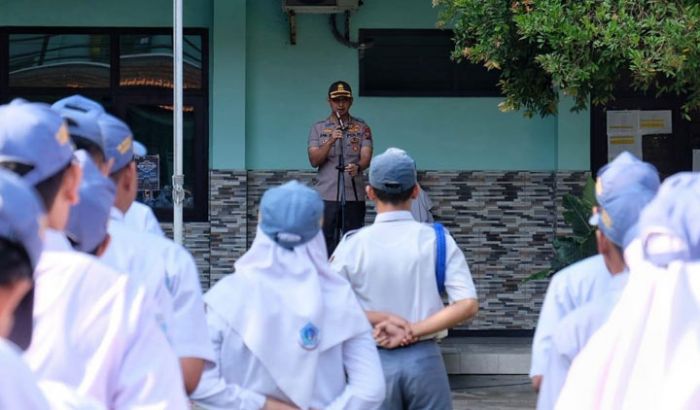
330, 211, 477, 338
192, 308, 385, 410
102, 210, 174, 339
557, 255, 700, 409
24, 229, 188, 409
108, 208, 214, 362
536, 271, 629, 410
0, 338, 50, 410
530, 255, 611, 377
38, 380, 107, 410
124, 201, 165, 236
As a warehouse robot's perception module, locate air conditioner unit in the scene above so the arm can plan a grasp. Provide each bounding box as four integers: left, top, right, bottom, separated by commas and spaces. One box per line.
284, 0, 359, 14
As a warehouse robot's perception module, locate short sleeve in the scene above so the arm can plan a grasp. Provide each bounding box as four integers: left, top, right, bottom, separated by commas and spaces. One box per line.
444, 234, 477, 303
360, 124, 373, 148
308, 124, 321, 149
166, 246, 216, 362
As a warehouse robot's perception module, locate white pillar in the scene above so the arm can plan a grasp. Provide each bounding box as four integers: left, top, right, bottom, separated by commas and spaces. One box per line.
172, 0, 184, 244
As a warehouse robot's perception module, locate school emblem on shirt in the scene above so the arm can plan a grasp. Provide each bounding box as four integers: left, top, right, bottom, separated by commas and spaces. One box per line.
299, 322, 320, 350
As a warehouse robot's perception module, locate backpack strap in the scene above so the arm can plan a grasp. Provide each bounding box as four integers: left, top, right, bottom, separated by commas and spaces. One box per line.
433, 223, 447, 295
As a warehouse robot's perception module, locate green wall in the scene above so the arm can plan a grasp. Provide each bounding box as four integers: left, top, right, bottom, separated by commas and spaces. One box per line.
0, 0, 210, 27
0, 0, 590, 171
244, 0, 573, 171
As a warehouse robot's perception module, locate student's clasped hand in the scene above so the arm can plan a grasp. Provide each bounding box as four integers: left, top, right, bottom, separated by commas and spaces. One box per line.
373, 315, 417, 349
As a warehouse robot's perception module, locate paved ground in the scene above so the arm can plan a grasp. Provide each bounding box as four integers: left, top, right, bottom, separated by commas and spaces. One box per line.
451, 375, 536, 410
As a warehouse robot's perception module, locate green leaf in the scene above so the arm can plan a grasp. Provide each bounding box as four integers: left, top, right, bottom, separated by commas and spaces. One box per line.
562, 194, 594, 237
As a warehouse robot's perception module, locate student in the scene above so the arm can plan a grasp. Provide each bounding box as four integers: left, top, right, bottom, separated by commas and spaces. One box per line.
0, 169, 51, 409
97, 112, 214, 394
529, 151, 660, 391
536, 154, 659, 409
409, 183, 434, 223
0, 99, 188, 408
52, 94, 163, 236
54, 95, 213, 394
54, 96, 175, 345
558, 172, 700, 409
124, 200, 165, 236
330, 147, 479, 410
192, 180, 385, 410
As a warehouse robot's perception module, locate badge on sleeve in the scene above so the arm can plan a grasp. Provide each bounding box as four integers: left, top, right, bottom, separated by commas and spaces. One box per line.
350, 136, 360, 152
299, 322, 320, 350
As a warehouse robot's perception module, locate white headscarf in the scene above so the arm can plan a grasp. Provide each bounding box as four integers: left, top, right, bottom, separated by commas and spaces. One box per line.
557, 174, 700, 409
204, 229, 370, 410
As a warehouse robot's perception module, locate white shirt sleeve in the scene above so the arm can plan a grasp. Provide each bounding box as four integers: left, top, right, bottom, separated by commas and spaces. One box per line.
444, 234, 477, 303
537, 312, 581, 410
530, 275, 566, 377
114, 284, 189, 409
325, 331, 386, 410
166, 246, 216, 362
191, 310, 267, 410
0, 340, 50, 410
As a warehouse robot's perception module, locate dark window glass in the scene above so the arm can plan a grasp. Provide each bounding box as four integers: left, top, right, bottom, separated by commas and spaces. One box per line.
120, 35, 202, 89
9, 34, 110, 88
359, 29, 501, 97
124, 103, 202, 213
1, 28, 209, 222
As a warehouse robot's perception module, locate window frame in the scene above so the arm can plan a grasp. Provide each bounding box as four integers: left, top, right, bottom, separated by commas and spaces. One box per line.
0, 26, 209, 222
358, 28, 502, 98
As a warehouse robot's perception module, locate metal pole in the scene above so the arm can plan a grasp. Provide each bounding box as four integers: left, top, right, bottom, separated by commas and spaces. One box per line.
172, 0, 184, 244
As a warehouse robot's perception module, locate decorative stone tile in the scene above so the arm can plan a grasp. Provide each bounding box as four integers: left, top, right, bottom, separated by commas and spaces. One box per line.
245, 171, 316, 248
164, 169, 588, 329
208, 170, 248, 288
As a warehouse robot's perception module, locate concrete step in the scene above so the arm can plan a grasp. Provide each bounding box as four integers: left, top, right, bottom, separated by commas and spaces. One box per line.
440, 337, 532, 375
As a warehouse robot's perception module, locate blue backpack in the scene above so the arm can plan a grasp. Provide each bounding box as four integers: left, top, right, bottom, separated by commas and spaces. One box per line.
433, 223, 447, 295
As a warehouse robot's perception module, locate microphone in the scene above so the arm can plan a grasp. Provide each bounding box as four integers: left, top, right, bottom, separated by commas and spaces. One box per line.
335, 111, 346, 130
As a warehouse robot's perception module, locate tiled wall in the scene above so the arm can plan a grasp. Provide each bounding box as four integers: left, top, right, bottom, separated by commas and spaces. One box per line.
166, 169, 589, 330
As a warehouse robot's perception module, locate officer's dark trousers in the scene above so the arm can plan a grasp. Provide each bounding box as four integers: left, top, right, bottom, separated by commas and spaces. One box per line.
323, 200, 366, 256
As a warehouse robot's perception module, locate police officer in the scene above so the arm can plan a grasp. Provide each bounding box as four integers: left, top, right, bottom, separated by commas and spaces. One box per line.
536, 153, 659, 409
0, 99, 188, 408
529, 152, 661, 392
330, 148, 479, 410
308, 81, 373, 254
192, 181, 385, 410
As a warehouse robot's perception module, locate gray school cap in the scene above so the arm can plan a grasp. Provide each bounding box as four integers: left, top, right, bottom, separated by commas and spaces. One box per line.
589, 185, 656, 248
0, 99, 74, 185
0, 168, 44, 270
51, 95, 106, 154
98, 113, 146, 174
595, 151, 660, 205
638, 172, 700, 265
260, 180, 324, 250
369, 147, 417, 193
65, 151, 116, 253
589, 151, 660, 247
0, 168, 45, 351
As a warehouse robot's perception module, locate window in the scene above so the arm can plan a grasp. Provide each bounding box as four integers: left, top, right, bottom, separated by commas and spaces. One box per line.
0, 27, 209, 222
358, 29, 501, 97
